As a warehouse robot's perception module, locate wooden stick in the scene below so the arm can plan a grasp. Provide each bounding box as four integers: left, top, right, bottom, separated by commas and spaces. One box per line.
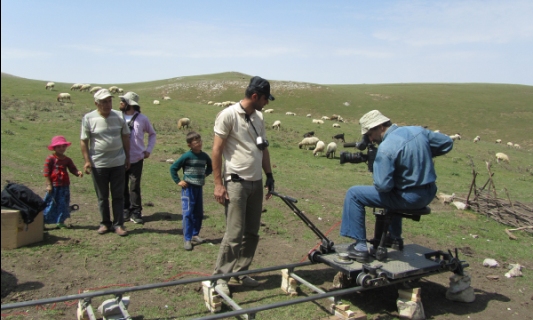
505, 229, 518, 240
466, 169, 477, 205
507, 226, 533, 232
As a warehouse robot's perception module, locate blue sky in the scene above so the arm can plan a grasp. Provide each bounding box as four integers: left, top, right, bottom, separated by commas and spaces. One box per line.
2, 0, 532, 85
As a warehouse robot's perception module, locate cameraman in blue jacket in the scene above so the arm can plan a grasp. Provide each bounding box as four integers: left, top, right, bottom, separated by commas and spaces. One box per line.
341, 110, 453, 262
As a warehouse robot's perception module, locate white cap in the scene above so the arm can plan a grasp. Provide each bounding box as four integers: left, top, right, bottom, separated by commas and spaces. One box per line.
119, 91, 140, 106
359, 110, 390, 134
94, 88, 113, 102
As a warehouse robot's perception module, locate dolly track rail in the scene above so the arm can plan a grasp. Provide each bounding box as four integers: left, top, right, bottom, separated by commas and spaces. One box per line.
1, 261, 312, 311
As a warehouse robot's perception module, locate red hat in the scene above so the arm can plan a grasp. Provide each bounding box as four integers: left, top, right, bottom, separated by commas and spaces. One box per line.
48, 135, 72, 150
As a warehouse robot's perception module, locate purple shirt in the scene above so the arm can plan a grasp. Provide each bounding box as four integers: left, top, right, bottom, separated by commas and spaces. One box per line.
126, 112, 157, 163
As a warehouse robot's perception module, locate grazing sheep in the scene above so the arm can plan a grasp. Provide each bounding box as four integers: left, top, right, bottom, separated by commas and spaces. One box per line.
495, 139, 502, 144
70, 83, 82, 91
321, 116, 330, 120
89, 86, 103, 94
437, 192, 455, 204
514, 143, 521, 149
337, 116, 345, 122
264, 109, 274, 113
473, 136, 480, 143
45, 82, 55, 90
56, 93, 71, 102
330, 115, 339, 121
207, 101, 214, 105
213, 102, 223, 107
298, 136, 320, 150
272, 120, 281, 130
303, 131, 314, 138
506, 142, 513, 147
163, 96, 171, 100
117, 88, 124, 93
312, 119, 324, 124
286, 112, 296, 116
495, 152, 510, 163
333, 123, 341, 128
326, 142, 337, 159
449, 134, 461, 141
451, 201, 467, 210
153, 100, 160, 105
332, 133, 345, 143
313, 141, 326, 156
177, 117, 191, 129
79, 84, 91, 92
306, 114, 312, 117
109, 86, 120, 93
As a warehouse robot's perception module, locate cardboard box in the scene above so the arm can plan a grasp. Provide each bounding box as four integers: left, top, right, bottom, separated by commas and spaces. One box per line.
1, 208, 44, 249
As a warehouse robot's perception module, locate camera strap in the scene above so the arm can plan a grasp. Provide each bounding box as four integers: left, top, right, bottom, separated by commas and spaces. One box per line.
242, 106, 261, 138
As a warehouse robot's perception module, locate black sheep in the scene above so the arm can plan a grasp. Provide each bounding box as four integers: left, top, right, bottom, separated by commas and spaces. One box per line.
332, 133, 345, 143
303, 131, 315, 138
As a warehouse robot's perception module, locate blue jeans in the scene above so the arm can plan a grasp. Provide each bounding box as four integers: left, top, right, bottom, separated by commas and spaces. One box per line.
340, 183, 437, 242
181, 185, 204, 241
91, 166, 125, 228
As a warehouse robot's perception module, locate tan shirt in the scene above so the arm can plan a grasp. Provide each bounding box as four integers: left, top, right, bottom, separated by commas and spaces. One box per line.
214, 102, 267, 181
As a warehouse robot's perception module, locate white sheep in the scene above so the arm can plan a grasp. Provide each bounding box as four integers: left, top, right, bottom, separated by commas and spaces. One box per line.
264, 109, 274, 113
45, 82, 55, 90
56, 93, 71, 102
298, 136, 320, 150
109, 86, 120, 93
79, 84, 91, 92
177, 117, 191, 129
506, 142, 513, 147
306, 114, 312, 117
332, 123, 341, 128
153, 100, 160, 105
337, 116, 344, 122
285, 112, 296, 116
117, 88, 124, 93
495, 139, 502, 144
321, 116, 330, 120
473, 136, 480, 143
313, 141, 326, 156
495, 152, 510, 163
70, 83, 82, 91
222, 101, 232, 107
514, 144, 521, 149
163, 96, 171, 100
451, 201, 467, 210
271, 120, 281, 130
207, 101, 214, 105
312, 119, 324, 124
449, 134, 461, 141
437, 192, 455, 204
325, 142, 337, 159
89, 86, 103, 94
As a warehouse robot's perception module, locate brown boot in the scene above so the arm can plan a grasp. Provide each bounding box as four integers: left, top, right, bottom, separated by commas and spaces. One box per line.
114, 226, 128, 236
97, 225, 110, 234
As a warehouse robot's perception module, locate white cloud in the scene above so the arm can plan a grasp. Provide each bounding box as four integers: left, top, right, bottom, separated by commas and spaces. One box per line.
1, 48, 52, 60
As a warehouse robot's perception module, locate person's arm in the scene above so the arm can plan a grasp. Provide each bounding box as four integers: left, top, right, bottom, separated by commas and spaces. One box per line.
169, 156, 185, 184
372, 151, 395, 193
427, 131, 453, 157
144, 118, 157, 159
66, 157, 82, 177
262, 147, 274, 200
43, 156, 53, 191
212, 134, 228, 205
205, 153, 213, 177
80, 139, 92, 175
122, 133, 130, 170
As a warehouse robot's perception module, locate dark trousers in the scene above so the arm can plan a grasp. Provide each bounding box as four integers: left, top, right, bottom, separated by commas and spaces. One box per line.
124, 159, 144, 216
91, 166, 125, 228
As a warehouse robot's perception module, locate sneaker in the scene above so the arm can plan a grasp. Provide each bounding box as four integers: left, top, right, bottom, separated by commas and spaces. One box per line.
123, 209, 131, 221
114, 226, 128, 236
228, 276, 260, 287
215, 280, 231, 296
130, 215, 144, 224
97, 225, 110, 234
346, 243, 370, 263
191, 236, 204, 244
184, 241, 193, 251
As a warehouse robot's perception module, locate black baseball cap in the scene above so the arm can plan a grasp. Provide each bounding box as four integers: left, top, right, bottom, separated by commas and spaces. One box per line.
248, 76, 275, 101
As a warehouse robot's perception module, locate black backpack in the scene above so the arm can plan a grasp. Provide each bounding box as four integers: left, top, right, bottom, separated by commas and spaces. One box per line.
1, 183, 46, 224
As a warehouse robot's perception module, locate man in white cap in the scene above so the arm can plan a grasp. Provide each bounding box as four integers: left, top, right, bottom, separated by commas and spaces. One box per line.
119, 92, 157, 224
81, 89, 131, 236
340, 110, 453, 262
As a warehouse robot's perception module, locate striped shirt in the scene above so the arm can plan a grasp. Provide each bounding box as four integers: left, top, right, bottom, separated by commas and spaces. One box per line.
170, 150, 213, 186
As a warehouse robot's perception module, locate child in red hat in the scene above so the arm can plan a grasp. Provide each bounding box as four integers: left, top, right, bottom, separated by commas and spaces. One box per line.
43, 136, 83, 228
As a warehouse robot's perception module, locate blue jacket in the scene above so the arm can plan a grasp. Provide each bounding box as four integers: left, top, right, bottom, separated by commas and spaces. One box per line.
373, 125, 453, 192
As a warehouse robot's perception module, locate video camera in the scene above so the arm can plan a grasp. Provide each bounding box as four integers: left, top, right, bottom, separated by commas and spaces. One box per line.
339, 135, 377, 172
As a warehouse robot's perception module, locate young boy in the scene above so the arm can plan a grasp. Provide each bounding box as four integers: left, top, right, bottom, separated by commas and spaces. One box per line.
170, 132, 213, 251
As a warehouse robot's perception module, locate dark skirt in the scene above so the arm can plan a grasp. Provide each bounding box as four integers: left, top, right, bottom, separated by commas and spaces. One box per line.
43, 186, 71, 224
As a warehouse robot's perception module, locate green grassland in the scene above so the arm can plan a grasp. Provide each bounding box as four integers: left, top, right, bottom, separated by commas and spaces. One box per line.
1, 72, 532, 319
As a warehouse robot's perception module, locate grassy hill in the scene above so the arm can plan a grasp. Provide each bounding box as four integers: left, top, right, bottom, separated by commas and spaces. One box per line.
1, 72, 532, 319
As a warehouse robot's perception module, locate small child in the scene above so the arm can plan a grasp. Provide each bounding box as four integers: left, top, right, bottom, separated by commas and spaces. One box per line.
170, 132, 213, 251
43, 136, 83, 228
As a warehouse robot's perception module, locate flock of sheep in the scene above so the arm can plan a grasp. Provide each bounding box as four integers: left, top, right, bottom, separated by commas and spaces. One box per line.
439, 131, 521, 164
